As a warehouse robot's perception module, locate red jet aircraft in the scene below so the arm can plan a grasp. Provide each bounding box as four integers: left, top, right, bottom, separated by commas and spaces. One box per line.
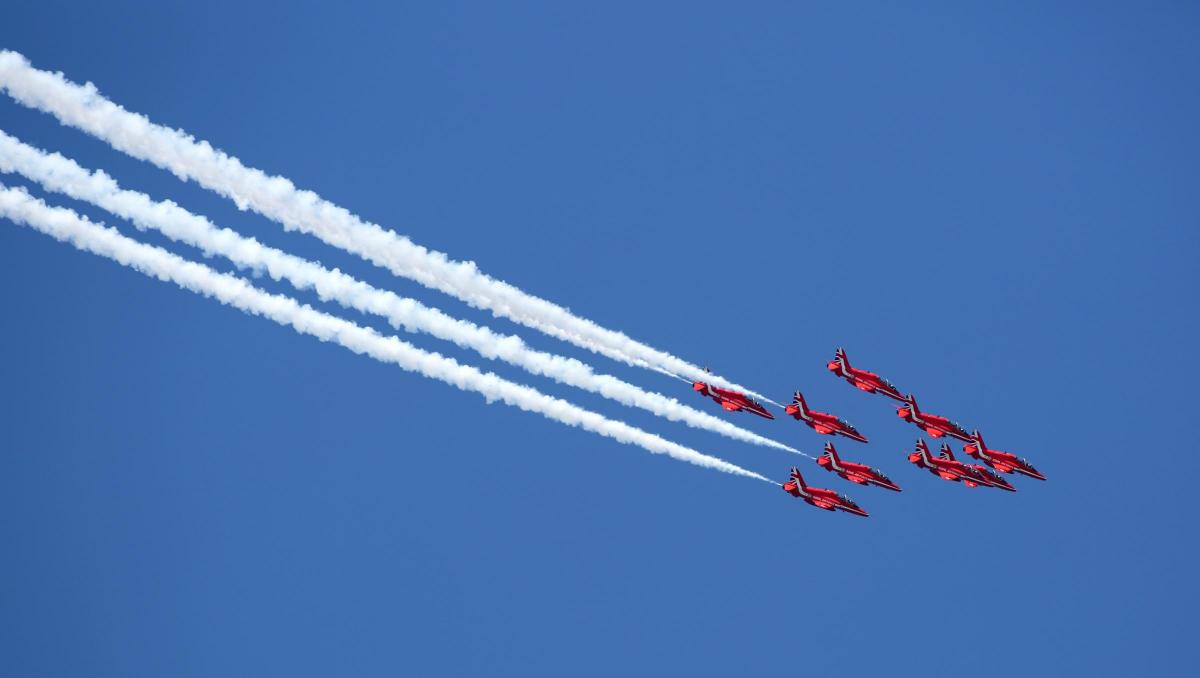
782, 466, 869, 517
827, 347, 905, 401
692, 381, 774, 420
817, 442, 902, 491
785, 391, 868, 442
907, 440, 1014, 491
964, 431, 1045, 481
937, 443, 1016, 491
897, 394, 972, 442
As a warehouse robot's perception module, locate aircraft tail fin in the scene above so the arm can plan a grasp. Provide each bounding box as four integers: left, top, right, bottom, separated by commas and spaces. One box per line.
914, 439, 931, 459
938, 442, 956, 461
791, 391, 807, 412
823, 441, 840, 463
789, 466, 807, 487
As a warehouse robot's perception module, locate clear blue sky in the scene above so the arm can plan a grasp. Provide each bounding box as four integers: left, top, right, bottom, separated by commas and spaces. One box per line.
1, 2, 1197, 676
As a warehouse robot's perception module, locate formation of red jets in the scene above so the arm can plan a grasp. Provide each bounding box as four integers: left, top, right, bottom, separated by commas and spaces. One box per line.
690, 347, 1045, 517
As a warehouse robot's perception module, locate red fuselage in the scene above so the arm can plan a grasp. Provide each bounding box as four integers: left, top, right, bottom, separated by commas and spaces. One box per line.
908, 441, 1015, 491
817, 443, 902, 491
964, 433, 1045, 480
785, 392, 867, 443
782, 469, 869, 517
937, 444, 1016, 491
897, 396, 971, 442
827, 349, 905, 401
692, 381, 775, 420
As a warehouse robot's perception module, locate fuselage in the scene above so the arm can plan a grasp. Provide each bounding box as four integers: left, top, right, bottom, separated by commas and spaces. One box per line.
897, 400, 971, 442
818, 449, 902, 492
910, 446, 984, 487
828, 352, 905, 401
910, 444, 1015, 490
964, 436, 1045, 480
693, 382, 775, 420
786, 394, 867, 442
970, 465, 1016, 491
782, 473, 869, 516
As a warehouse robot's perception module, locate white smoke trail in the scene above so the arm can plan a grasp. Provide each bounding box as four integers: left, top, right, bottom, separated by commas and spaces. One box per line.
0, 129, 798, 455
0, 49, 773, 403
0, 183, 772, 482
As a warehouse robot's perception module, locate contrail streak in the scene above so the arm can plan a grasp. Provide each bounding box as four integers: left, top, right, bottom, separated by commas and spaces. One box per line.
0, 183, 772, 482
0, 50, 771, 402
0, 129, 799, 455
